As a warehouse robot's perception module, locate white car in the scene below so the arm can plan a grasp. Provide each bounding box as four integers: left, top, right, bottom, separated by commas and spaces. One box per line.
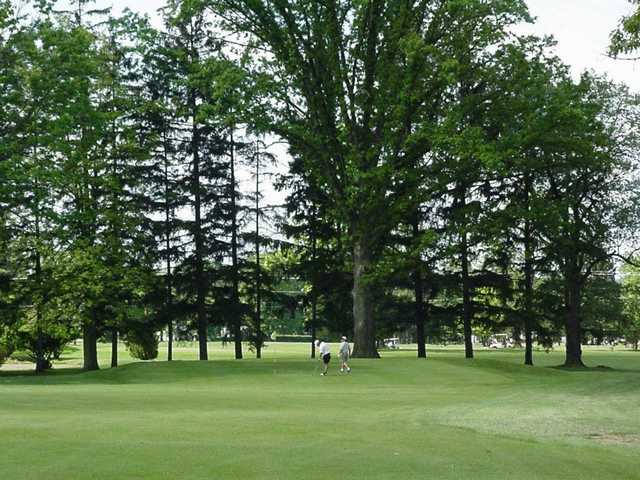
488, 334, 513, 349
384, 338, 400, 349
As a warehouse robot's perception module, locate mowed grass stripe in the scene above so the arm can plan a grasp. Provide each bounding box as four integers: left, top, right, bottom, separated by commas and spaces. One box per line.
1, 343, 639, 479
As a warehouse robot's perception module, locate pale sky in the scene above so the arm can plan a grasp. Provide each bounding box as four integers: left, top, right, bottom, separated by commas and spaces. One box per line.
51, 0, 639, 90
521, 0, 639, 89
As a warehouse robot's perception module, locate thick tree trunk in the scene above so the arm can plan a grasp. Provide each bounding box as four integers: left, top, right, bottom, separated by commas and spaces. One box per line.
310, 321, 316, 359
460, 231, 474, 359
35, 314, 48, 374
34, 244, 47, 374
34, 352, 48, 373
229, 129, 242, 360
415, 302, 426, 359
523, 217, 534, 366
167, 316, 173, 362
191, 93, 207, 361
33, 195, 47, 375
163, 137, 174, 363
254, 146, 262, 359
310, 232, 317, 359
111, 329, 118, 368
564, 204, 585, 367
232, 310, 242, 360
166, 258, 173, 363
564, 280, 584, 367
34, 332, 47, 374
351, 237, 379, 358
523, 275, 534, 366
522, 305, 533, 365
83, 319, 99, 371
522, 175, 535, 365
195, 243, 208, 359
412, 217, 426, 359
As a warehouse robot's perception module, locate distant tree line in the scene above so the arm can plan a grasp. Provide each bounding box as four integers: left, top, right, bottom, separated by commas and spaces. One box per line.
1, 0, 639, 373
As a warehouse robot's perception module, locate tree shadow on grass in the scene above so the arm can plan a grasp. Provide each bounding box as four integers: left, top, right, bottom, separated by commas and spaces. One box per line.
0, 358, 320, 386
0, 366, 87, 385
435, 354, 640, 379
549, 364, 630, 373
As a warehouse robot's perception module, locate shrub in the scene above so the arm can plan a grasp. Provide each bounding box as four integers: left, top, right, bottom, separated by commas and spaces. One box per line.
11, 319, 75, 371
0, 341, 12, 367
9, 350, 31, 362
124, 328, 158, 360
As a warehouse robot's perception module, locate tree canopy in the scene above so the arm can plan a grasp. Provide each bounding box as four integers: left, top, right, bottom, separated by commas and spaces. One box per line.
0, 0, 639, 371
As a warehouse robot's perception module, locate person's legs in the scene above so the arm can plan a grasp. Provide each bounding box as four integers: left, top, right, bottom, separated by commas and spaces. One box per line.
321, 353, 330, 375
340, 355, 350, 372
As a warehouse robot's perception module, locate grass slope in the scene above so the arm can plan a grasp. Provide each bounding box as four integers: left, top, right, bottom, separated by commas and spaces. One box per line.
1, 344, 639, 479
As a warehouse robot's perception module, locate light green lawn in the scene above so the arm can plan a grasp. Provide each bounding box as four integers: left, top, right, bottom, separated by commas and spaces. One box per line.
1, 343, 639, 479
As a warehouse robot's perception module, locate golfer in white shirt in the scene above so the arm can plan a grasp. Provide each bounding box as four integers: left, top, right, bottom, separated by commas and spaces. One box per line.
315, 339, 331, 376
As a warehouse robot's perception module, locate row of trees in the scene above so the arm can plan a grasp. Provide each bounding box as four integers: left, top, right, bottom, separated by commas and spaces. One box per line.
1, 0, 640, 372
0, 0, 290, 372
205, 0, 640, 367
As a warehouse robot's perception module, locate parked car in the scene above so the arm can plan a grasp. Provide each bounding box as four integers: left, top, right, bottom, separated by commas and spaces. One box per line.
488, 334, 513, 349
383, 337, 400, 349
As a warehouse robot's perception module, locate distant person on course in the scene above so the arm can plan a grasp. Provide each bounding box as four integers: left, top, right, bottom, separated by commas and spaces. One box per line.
339, 336, 351, 373
315, 339, 331, 376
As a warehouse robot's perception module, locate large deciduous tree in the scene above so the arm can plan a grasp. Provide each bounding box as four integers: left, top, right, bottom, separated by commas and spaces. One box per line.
205, 0, 531, 357
540, 76, 640, 367
610, 0, 640, 58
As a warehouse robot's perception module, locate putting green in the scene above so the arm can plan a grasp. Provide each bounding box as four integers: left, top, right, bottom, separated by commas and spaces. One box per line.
1, 343, 639, 479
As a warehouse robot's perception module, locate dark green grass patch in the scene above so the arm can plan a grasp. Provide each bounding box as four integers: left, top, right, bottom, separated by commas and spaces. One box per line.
1, 344, 639, 479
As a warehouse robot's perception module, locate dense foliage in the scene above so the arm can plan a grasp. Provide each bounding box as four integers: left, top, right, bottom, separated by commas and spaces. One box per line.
610, 0, 640, 58
124, 328, 159, 361
0, 0, 639, 371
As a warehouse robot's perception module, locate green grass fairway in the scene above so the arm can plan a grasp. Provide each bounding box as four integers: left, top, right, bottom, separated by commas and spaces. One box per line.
2, 344, 640, 479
